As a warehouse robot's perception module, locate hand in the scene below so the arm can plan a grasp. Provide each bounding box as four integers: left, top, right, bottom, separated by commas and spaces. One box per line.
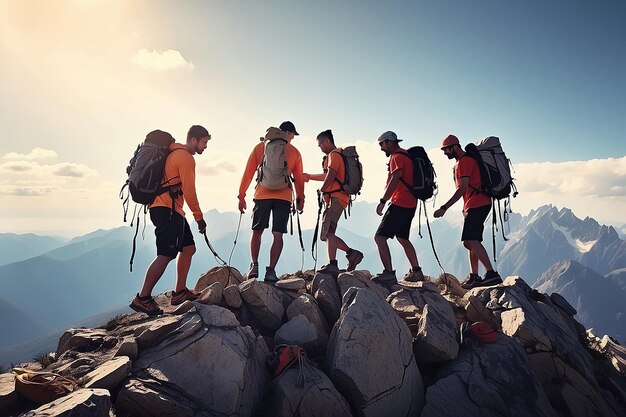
238, 198, 247, 213
434, 207, 446, 218
376, 201, 385, 216
296, 197, 304, 213
197, 219, 207, 234
302, 173, 310, 182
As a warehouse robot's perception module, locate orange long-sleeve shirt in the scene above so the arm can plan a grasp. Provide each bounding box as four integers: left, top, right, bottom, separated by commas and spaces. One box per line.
150, 143, 203, 221
238, 140, 305, 203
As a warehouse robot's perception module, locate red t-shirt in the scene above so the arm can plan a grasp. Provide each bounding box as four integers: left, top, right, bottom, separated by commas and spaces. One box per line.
455, 155, 492, 211
388, 150, 417, 208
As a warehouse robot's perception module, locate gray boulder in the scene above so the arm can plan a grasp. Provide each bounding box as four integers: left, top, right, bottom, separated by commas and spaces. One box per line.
311, 272, 342, 325
21, 389, 112, 417
275, 314, 327, 356
259, 365, 353, 417
239, 279, 285, 331
326, 287, 424, 417
422, 336, 559, 417
116, 304, 269, 417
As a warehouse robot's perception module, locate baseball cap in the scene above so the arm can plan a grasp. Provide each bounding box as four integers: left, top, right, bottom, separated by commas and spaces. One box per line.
377, 131, 403, 143
279, 121, 299, 135
441, 134, 460, 149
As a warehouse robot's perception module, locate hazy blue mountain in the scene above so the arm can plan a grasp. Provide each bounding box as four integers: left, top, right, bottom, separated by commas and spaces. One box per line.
0, 233, 67, 266
536, 260, 626, 342
0, 297, 51, 347
0, 306, 128, 367
607, 268, 626, 292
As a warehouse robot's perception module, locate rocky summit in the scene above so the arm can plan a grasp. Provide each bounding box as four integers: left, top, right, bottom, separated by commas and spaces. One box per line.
1, 267, 625, 417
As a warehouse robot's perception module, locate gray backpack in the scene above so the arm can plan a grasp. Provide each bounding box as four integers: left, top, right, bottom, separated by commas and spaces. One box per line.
257, 127, 292, 191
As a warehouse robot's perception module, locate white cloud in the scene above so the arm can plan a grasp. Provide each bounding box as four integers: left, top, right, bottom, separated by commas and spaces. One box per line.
53, 163, 96, 178
132, 49, 195, 71
3, 147, 58, 161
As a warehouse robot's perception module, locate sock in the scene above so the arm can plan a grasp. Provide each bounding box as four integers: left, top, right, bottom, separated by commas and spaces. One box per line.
330, 260, 338, 266
412, 266, 422, 272
346, 248, 354, 256
138, 294, 152, 300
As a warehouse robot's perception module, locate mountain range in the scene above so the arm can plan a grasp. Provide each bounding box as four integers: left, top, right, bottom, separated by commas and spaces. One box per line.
0, 203, 624, 366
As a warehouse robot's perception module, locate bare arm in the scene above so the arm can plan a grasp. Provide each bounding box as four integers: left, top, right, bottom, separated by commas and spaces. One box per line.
434, 176, 469, 217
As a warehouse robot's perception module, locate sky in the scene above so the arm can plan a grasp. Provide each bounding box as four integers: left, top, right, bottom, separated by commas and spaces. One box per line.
1, 0, 625, 237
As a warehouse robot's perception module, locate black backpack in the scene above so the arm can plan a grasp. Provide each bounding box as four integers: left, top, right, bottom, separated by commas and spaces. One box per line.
398, 146, 437, 201
119, 130, 178, 271
123, 130, 177, 206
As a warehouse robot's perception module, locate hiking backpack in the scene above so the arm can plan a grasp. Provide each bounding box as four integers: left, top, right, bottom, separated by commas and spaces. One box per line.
463, 136, 519, 260
398, 146, 437, 201
122, 129, 177, 206
257, 127, 291, 191
119, 129, 179, 272
464, 136, 518, 200
324, 146, 364, 196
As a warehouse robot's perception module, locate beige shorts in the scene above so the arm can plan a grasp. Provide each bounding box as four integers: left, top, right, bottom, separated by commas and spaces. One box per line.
320, 197, 345, 241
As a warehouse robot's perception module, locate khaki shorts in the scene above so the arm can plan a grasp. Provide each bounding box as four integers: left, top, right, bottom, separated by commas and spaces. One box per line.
320, 197, 345, 241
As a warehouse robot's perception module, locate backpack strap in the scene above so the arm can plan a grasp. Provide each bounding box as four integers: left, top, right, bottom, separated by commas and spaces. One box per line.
395, 151, 420, 199
322, 149, 344, 195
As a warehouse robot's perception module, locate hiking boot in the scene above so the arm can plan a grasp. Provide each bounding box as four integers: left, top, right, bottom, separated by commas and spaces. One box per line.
346, 249, 364, 271
475, 270, 503, 288
264, 267, 278, 283
461, 273, 480, 290
403, 267, 425, 282
318, 263, 340, 275
130, 294, 163, 316
247, 262, 259, 280
371, 270, 397, 285
171, 288, 198, 305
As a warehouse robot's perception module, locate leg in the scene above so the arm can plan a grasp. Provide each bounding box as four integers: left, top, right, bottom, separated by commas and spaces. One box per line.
268, 199, 291, 269
139, 255, 174, 297
397, 237, 419, 268
175, 244, 196, 292
327, 233, 350, 261
250, 229, 263, 263
375, 234, 393, 271
269, 231, 284, 268
464, 240, 493, 272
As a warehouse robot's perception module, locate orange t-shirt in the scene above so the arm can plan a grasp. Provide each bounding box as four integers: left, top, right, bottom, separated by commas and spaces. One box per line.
238, 140, 305, 203
150, 143, 203, 221
388, 149, 417, 208
455, 154, 492, 211
321, 148, 350, 209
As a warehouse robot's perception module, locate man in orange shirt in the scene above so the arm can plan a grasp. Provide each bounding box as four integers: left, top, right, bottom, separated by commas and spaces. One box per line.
238, 121, 305, 282
303, 129, 364, 275
372, 131, 425, 285
434, 134, 502, 289
130, 125, 211, 316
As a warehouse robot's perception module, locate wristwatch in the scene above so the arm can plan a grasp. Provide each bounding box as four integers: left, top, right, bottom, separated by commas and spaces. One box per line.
379, 198, 387, 204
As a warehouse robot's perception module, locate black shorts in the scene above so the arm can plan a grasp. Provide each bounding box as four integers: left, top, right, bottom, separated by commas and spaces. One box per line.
461, 204, 492, 242
150, 207, 195, 258
251, 199, 291, 234
375, 204, 416, 240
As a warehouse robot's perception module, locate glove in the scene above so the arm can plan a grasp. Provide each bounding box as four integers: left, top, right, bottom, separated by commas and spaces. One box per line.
197, 219, 207, 234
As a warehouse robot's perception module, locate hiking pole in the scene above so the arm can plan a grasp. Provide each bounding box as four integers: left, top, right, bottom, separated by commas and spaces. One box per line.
423, 201, 446, 274
296, 208, 305, 272
228, 212, 243, 267
202, 231, 227, 266
311, 190, 323, 270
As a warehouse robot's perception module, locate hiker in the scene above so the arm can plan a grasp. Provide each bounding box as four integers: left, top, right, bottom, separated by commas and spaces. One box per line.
433, 134, 502, 289
372, 131, 425, 285
130, 125, 211, 315
238, 121, 305, 282
303, 129, 364, 274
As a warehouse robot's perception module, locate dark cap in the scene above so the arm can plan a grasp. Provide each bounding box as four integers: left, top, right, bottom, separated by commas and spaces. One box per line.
377, 131, 403, 143
279, 121, 299, 135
